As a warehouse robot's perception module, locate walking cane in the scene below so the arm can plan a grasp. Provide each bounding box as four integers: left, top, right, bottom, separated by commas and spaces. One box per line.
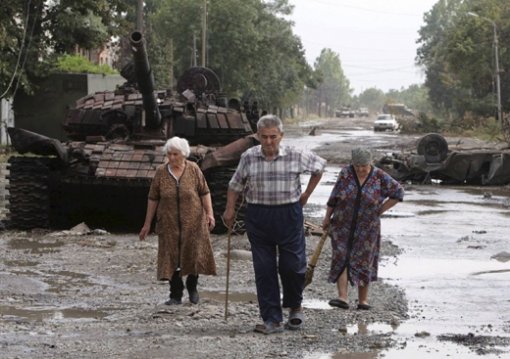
223, 192, 245, 321
224, 225, 233, 321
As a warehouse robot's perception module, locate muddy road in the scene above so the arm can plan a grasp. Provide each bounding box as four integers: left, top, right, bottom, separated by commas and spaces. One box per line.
1, 116, 509, 358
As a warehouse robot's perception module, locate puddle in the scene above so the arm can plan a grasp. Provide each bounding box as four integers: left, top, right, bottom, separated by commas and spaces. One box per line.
44, 270, 93, 293
346, 322, 398, 335
304, 352, 379, 359
1, 269, 93, 294
0, 305, 107, 322
8, 238, 64, 253
302, 298, 332, 310
201, 290, 257, 303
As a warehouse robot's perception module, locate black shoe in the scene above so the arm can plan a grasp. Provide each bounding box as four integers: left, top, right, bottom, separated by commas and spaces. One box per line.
328, 299, 349, 309
164, 298, 182, 305
189, 290, 199, 304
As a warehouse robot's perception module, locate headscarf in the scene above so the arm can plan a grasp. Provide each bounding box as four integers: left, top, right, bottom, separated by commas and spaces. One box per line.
351, 147, 372, 165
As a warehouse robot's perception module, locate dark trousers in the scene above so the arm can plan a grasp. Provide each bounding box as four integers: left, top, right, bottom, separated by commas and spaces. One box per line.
245, 202, 306, 323
169, 270, 198, 299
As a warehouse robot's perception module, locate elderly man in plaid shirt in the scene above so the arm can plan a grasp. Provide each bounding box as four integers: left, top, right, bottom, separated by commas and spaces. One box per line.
223, 114, 326, 334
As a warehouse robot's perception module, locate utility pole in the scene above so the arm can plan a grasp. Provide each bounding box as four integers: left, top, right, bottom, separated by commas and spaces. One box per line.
468, 12, 502, 131
492, 22, 502, 132
192, 34, 198, 67
168, 39, 174, 88
201, 0, 207, 67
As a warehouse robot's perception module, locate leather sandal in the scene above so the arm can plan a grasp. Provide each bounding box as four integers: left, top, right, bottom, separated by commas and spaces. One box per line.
328, 299, 349, 309
254, 321, 284, 335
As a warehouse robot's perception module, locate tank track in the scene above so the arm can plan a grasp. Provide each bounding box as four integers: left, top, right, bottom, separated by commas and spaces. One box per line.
6, 157, 53, 229
6, 157, 246, 233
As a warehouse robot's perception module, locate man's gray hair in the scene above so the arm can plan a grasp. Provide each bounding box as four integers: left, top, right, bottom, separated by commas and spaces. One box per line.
351, 147, 372, 166
163, 136, 190, 157
257, 114, 283, 132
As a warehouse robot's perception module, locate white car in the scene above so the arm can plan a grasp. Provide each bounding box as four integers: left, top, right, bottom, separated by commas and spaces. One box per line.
374, 114, 399, 132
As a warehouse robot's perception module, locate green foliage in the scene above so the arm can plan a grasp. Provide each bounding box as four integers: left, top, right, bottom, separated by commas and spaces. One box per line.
357, 88, 386, 113
310, 48, 351, 116
56, 54, 117, 74
148, 0, 312, 112
0, 0, 131, 98
414, 113, 442, 133
417, 0, 510, 142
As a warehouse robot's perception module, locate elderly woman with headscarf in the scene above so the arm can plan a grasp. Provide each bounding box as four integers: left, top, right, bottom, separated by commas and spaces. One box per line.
322, 147, 404, 310
139, 136, 216, 305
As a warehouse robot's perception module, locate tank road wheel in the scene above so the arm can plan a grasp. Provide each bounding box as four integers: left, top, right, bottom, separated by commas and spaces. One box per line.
417, 133, 449, 163
204, 167, 246, 235
6, 157, 52, 229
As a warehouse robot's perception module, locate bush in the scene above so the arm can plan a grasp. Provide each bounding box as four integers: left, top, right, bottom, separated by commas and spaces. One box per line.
399, 112, 441, 134
56, 54, 117, 75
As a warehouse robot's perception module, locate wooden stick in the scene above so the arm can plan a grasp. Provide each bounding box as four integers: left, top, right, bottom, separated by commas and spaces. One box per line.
224, 226, 233, 321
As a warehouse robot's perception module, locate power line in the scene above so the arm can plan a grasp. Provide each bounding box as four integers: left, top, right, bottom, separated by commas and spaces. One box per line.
12, 0, 41, 99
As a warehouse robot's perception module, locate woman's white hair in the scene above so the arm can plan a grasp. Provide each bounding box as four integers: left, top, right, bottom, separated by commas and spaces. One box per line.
162, 136, 190, 157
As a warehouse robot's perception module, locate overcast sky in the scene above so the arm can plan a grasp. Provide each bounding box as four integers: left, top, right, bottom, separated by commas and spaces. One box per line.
287, 0, 438, 94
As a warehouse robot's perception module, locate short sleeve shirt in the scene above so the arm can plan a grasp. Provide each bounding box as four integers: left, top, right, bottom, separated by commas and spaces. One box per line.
228, 145, 326, 205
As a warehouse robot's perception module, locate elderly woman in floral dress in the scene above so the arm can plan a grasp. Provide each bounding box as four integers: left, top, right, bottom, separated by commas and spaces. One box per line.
322, 147, 404, 310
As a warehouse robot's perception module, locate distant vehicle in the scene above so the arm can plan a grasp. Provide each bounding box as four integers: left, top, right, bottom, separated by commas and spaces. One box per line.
375, 133, 510, 185
357, 107, 369, 117
383, 103, 415, 117
335, 107, 355, 118
374, 114, 399, 131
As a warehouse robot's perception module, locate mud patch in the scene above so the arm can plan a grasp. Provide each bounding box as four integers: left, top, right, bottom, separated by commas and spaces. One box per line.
201, 290, 257, 303
438, 333, 510, 355
7, 237, 64, 253
471, 269, 510, 276
416, 209, 448, 216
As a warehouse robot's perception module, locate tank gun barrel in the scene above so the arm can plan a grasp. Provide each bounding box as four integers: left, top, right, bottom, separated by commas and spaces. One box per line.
130, 31, 161, 129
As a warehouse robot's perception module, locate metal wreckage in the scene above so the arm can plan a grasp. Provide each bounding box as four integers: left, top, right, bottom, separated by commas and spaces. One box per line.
6, 31, 259, 232
375, 133, 510, 185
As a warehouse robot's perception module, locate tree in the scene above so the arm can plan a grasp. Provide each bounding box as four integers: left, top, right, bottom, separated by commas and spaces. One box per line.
148, 0, 313, 112
417, 0, 510, 128
1, 0, 131, 99
385, 85, 432, 114
357, 88, 386, 113
310, 48, 351, 117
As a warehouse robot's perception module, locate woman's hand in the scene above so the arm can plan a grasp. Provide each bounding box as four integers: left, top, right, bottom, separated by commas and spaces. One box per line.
139, 224, 150, 241
322, 216, 330, 230
207, 214, 215, 231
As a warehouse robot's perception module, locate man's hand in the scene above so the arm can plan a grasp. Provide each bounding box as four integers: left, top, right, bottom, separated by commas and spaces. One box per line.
222, 208, 235, 230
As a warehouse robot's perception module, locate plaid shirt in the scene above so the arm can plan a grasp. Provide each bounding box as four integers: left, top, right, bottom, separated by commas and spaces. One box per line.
228, 145, 326, 205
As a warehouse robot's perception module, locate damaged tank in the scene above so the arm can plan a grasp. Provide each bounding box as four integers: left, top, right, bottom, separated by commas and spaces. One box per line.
6, 31, 258, 233
376, 133, 510, 185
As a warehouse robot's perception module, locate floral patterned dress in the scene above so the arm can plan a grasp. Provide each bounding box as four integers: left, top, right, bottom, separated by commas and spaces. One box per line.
327, 165, 404, 286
